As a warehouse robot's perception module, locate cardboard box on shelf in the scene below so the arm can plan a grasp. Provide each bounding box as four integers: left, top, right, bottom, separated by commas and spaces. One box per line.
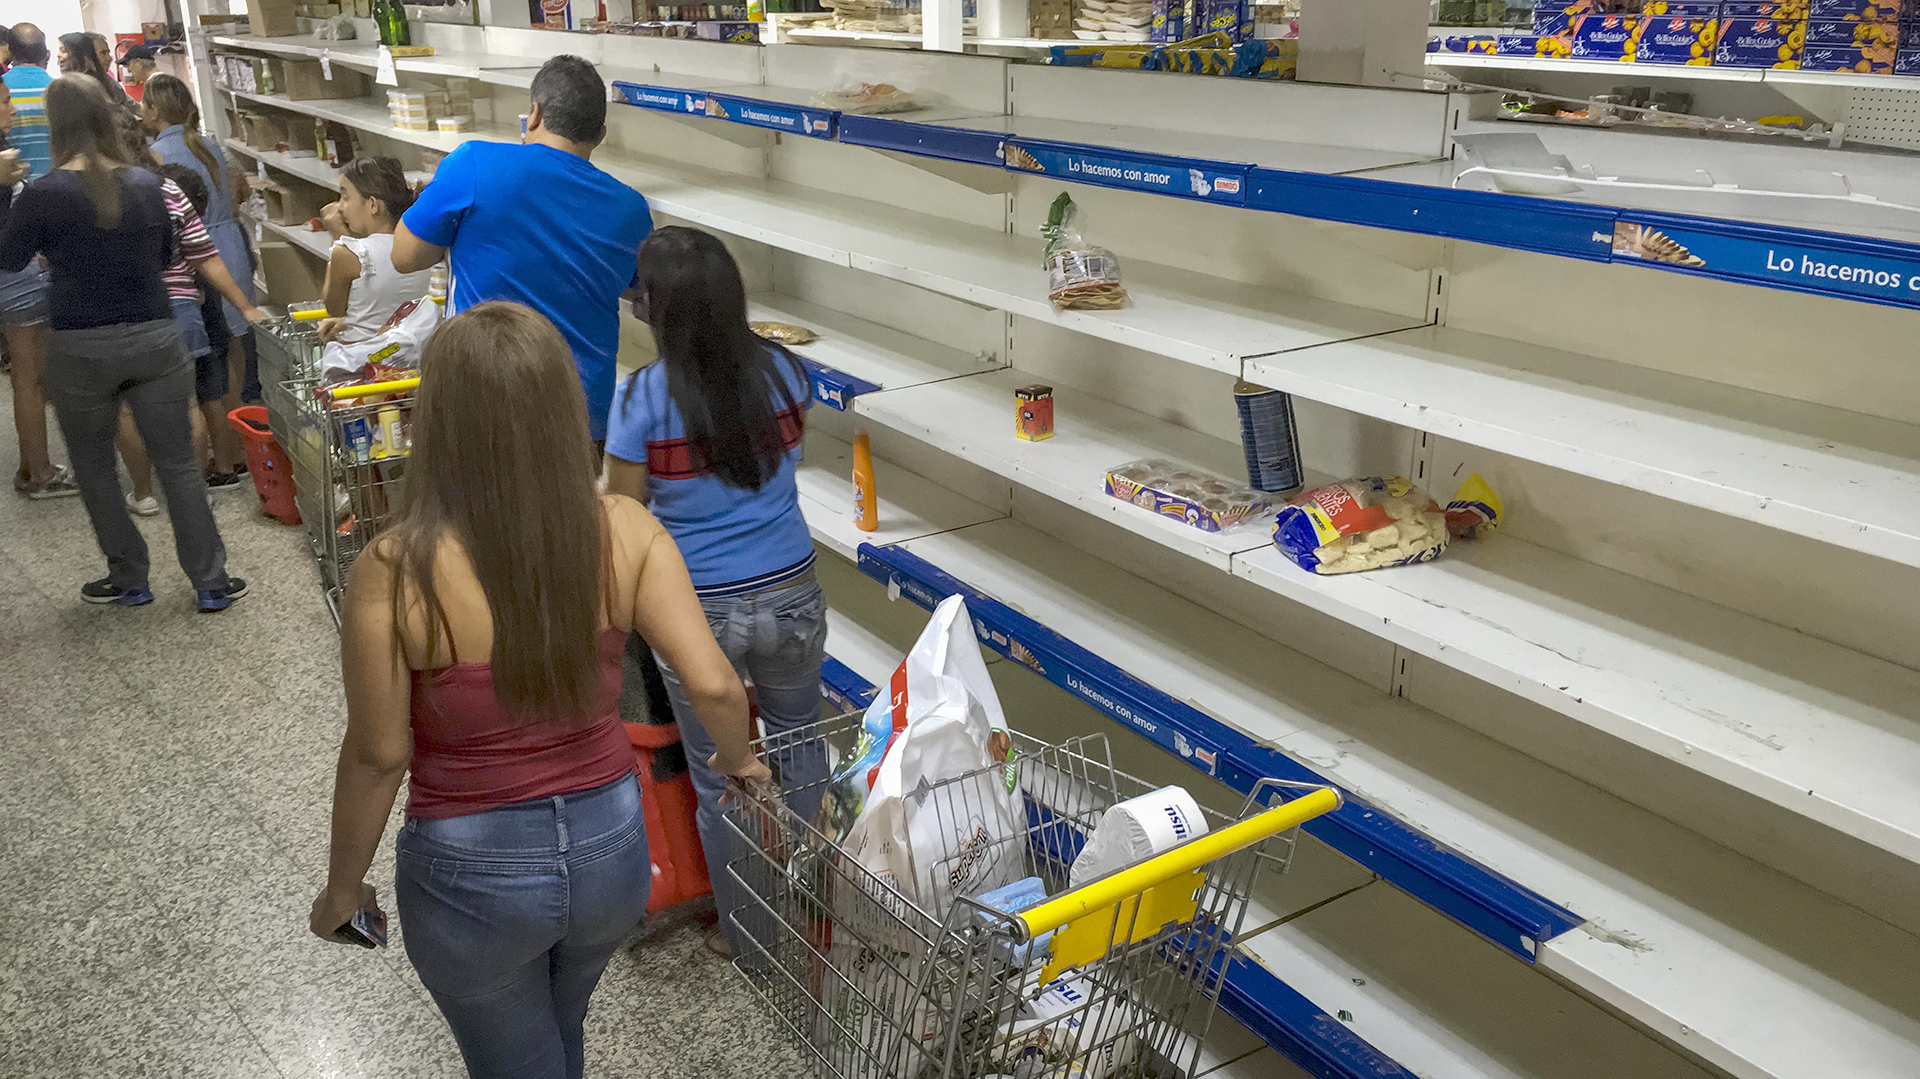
1498, 33, 1574, 56
282, 59, 368, 100
250, 0, 298, 38
1801, 41, 1898, 65
258, 242, 326, 308
242, 111, 292, 151
1637, 15, 1718, 62
1570, 12, 1642, 59
1722, 0, 1808, 15
1715, 15, 1806, 65
1809, 0, 1901, 17
1897, 45, 1920, 69
257, 180, 331, 226
1805, 16, 1900, 44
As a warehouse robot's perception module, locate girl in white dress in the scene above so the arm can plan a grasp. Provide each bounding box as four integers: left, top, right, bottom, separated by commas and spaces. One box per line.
319, 157, 436, 343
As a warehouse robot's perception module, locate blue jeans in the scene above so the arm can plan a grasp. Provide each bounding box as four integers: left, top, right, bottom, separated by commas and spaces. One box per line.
395, 774, 651, 1079
656, 578, 829, 953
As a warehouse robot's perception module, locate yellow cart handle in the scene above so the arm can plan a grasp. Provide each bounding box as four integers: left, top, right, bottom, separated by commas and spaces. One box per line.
1017, 786, 1341, 941
325, 376, 421, 402
288, 307, 330, 322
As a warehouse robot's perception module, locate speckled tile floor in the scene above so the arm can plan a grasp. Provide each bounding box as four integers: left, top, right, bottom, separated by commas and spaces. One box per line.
0, 378, 810, 1078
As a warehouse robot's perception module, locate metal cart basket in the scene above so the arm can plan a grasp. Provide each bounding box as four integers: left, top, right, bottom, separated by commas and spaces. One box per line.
722, 715, 1341, 1079
257, 311, 417, 622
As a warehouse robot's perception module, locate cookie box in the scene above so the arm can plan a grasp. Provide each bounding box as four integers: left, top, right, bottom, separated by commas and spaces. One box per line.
1805, 16, 1900, 44
1104, 458, 1275, 533
1801, 40, 1898, 64
1808, 0, 1900, 17
1499, 32, 1574, 55
1721, 0, 1809, 16
1570, 13, 1642, 59
1637, 15, 1719, 61
1898, 45, 1920, 70
1641, 0, 1723, 13
1715, 16, 1805, 65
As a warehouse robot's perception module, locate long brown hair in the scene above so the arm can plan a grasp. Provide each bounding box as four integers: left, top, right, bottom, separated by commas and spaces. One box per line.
141, 74, 222, 193
46, 75, 134, 228
380, 302, 612, 721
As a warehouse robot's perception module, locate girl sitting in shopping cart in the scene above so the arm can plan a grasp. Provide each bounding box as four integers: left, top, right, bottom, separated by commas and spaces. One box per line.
317, 156, 436, 344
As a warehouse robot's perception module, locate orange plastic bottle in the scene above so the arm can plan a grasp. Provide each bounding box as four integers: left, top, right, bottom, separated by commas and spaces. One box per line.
852, 428, 878, 533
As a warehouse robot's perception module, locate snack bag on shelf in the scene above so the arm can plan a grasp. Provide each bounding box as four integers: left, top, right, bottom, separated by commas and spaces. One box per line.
809, 80, 920, 114
1041, 192, 1130, 311
1271, 473, 1503, 575
1105, 457, 1274, 533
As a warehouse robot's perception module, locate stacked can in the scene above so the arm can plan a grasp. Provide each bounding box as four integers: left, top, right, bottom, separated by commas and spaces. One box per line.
1234, 380, 1303, 494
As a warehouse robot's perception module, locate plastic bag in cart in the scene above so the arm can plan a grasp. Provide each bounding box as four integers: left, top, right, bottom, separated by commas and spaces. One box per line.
835, 594, 1024, 915
318, 297, 440, 385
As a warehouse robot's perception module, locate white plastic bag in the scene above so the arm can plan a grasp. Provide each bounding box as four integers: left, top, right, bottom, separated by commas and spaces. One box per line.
319, 297, 441, 384
837, 594, 1022, 915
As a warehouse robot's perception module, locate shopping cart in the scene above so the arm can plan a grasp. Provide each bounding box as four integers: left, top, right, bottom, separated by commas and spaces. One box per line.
258, 308, 420, 622
722, 715, 1342, 1079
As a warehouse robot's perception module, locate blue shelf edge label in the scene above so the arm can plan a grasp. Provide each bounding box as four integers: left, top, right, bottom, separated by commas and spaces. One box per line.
854, 541, 1586, 962
800, 357, 882, 411
705, 93, 837, 140
1005, 137, 1249, 206
820, 654, 880, 712
838, 114, 1008, 168
1611, 216, 1920, 308
611, 81, 705, 115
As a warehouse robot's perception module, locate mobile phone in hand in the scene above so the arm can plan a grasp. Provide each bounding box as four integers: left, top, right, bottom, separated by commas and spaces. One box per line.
335, 907, 388, 949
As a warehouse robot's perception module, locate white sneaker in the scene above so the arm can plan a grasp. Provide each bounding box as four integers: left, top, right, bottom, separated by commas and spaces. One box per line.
126, 494, 160, 517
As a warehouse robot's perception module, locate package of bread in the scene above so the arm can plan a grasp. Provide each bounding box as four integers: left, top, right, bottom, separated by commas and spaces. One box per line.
1272, 474, 1502, 575
1040, 191, 1129, 311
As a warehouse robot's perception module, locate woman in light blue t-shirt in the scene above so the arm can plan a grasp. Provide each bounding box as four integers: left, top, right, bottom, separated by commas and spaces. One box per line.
605, 226, 824, 958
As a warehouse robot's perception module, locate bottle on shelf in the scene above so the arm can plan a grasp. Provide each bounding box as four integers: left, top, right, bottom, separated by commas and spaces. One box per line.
852, 428, 879, 533
374, 0, 413, 47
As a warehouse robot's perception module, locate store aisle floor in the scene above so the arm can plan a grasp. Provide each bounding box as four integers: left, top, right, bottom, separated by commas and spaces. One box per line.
0, 380, 807, 1078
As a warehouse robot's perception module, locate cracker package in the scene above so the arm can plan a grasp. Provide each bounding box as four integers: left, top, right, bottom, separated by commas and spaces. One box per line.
1041, 191, 1129, 311
1272, 474, 1502, 575
1105, 457, 1274, 533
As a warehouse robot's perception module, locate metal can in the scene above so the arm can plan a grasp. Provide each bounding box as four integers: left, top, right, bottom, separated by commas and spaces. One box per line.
1233, 380, 1303, 494
342, 416, 374, 464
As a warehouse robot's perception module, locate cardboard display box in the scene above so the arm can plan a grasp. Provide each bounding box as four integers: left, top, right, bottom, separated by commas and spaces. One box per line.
257, 179, 332, 227
282, 59, 368, 101
258, 242, 326, 308
250, 0, 298, 38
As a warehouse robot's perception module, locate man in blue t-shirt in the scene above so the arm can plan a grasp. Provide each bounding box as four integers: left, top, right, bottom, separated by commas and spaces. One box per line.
3, 25, 53, 180
394, 55, 652, 441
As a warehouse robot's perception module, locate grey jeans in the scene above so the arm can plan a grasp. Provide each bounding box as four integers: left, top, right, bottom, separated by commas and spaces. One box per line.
46, 319, 229, 591
655, 578, 829, 954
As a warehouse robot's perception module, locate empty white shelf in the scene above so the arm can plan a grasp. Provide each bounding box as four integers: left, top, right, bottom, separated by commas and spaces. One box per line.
895, 517, 1920, 1079
746, 293, 990, 393
1244, 325, 1920, 568
224, 138, 343, 192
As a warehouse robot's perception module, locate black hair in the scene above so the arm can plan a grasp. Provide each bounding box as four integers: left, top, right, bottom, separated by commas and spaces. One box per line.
620, 227, 809, 492
8, 25, 49, 67
57, 32, 109, 86
339, 155, 413, 222
158, 161, 208, 215
528, 55, 606, 145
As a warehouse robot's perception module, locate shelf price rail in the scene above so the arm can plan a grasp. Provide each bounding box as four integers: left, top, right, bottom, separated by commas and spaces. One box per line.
605, 77, 1920, 313
851, 541, 1585, 963
809, 643, 1422, 1079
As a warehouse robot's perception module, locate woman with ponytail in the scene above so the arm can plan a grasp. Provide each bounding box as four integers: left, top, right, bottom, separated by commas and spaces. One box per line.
141, 73, 256, 484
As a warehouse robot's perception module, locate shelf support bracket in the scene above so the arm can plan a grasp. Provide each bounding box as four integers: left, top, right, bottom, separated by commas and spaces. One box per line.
872, 150, 1018, 194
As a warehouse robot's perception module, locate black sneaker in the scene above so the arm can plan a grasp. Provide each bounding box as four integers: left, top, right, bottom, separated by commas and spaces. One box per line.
197, 576, 249, 613
81, 578, 155, 607
232, 459, 249, 477
205, 469, 243, 491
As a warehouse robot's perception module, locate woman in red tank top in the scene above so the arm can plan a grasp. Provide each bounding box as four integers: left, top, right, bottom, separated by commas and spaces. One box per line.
307, 302, 769, 1079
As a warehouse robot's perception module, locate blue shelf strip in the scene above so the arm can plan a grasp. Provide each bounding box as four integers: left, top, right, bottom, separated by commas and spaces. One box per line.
704, 92, 838, 139
854, 541, 1587, 963
818, 654, 880, 713
1249, 169, 1617, 261
811, 645, 1415, 1079
799, 356, 882, 411
615, 85, 1920, 311
1005, 137, 1250, 205
838, 114, 1007, 168
610, 80, 707, 116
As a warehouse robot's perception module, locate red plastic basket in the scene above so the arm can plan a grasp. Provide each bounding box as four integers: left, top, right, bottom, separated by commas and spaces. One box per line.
626, 720, 712, 913
227, 406, 300, 526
